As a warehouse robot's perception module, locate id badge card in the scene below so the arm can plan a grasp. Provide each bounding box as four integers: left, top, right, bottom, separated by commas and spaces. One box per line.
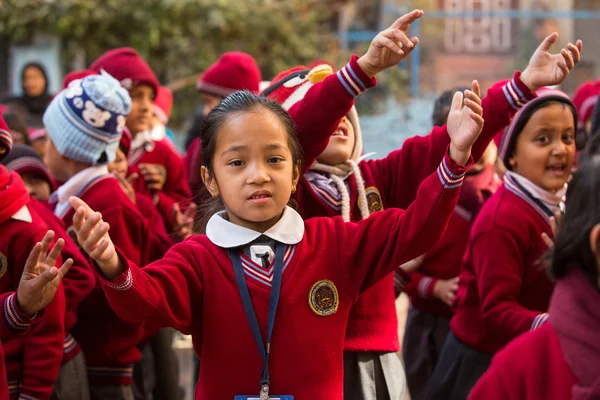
234, 396, 294, 400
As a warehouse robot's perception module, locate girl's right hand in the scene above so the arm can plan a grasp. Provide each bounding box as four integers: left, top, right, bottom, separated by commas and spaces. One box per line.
357, 9, 424, 78
69, 196, 122, 280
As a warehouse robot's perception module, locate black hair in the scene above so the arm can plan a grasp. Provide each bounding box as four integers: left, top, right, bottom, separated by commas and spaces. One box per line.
195, 90, 302, 233
431, 87, 469, 127
590, 96, 600, 138
21, 62, 49, 94
549, 155, 600, 287
504, 98, 577, 170
2, 111, 30, 145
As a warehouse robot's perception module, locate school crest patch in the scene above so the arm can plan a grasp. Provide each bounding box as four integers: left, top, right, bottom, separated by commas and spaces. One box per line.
359, 186, 384, 213
0, 253, 7, 278
309, 280, 338, 316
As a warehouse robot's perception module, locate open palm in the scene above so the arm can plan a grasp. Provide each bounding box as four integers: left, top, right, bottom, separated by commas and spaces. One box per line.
17, 231, 72, 316
447, 81, 484, 155
521, 33, 582, 91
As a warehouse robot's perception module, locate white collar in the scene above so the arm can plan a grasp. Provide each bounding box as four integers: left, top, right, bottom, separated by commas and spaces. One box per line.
205, 206, 304, 248
11, 206, 32, 223
131, 130, 154, 152
505, 170, 567, 211
55, 165, 109, 206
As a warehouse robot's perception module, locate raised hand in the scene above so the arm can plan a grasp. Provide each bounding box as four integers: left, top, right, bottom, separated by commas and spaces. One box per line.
138, 163, 167, 192
357, 9, 424, 78
447, 80, 484, 164
172, 203, 197, 242
69, 196, 122, 280
17, 231, 73, 316
520, 33, 582, 92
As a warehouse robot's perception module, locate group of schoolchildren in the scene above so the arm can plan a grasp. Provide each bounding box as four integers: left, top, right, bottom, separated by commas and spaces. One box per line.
0, 8, 598, 400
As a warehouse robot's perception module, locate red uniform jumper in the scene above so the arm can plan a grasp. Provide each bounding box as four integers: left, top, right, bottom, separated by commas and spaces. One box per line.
290, 66, 535, 353
95, 148, 470, 400
52, 166, 150, 386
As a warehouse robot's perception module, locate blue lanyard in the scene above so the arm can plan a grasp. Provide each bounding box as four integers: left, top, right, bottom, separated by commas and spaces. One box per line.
231, 242, 285, 395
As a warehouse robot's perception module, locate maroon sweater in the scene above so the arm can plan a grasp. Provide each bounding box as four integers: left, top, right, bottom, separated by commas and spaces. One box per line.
29, 198, 95, 364
95, 152, 467, 400
57, 175, 150, 385
2, 206, 65, 400
450, 184, 554, 355
405, 165, 499, 317
293, 69, 535, 351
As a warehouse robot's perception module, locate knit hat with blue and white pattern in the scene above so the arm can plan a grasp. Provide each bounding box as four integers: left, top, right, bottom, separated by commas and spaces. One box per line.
43, 71, 131, 165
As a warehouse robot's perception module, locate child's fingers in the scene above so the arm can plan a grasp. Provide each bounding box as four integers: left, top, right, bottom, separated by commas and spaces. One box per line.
567, 42, 581, 64
556, 60, 569, 78
172, 203, 182, 224
464, 98, 483, 117
29, 266, 60, 293
38, 231, 56, 264
89, 239, 110, 260
83, 222, 110, 252
470, 80, 481, 99
561, 48, 575, 70
73, 207, 87, 232
377, 35, 404, 55
55, 258, 74, 282
23, 243, 42, 274
391, 9, 423, 31
469, 113, 485, 127
184, 204, 197, 221
387, 29, 414, 50
126, 172, 139, 184
77, 212, 103, 244
541, 232, 554, 248
69, 196, 93, 215
450, 91, 464, 112
45, 238, 65, 268
576, 39, 583, 53
538, 32, 559, 52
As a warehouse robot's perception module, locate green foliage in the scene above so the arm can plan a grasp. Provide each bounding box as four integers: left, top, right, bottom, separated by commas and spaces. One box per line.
0, 0, 335, 126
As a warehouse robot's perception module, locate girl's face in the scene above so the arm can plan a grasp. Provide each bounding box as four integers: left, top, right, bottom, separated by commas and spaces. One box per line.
22, 66, 46, 97
317, 116, 356, 166
202, 109, 300, 233
126, 85, 155, 135
21, 172, 51, 202
509, 103, 576, 192
107, 148, 128, 178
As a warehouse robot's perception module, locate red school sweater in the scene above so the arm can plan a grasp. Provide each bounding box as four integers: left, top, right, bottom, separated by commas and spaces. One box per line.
404, 165, 500, 317
450, 183, 554, 355
57, 175, 150, 385
128, 137, 192, 228
1, 206, 65, 400
95, 154, 467, 400
292, 69, 535, 351
29, 198, 96, 364
469, 324, 576, 400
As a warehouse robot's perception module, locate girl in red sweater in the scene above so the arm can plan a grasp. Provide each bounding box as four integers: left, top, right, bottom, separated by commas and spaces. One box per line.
67, 32, 485, 397
470, 152, 600, 400
426, 88, 579, 400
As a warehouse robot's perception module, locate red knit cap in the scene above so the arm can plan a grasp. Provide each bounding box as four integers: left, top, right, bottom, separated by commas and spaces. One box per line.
572, 82, 599, 128
63, 69, 98, 89
0, 114, 12, 161
154, 86, 173, 124
196, 52, 261, 97
90, 48, 159, 94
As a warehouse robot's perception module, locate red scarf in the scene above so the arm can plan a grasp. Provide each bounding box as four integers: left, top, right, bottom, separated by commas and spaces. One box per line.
549, 267, 600, 400
0, 165, 30, 225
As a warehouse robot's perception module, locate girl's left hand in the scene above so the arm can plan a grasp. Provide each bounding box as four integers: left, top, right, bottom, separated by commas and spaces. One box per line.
139, 163, 167, 192
172, 203, 197, 242
447, 80, 484, 164
520, 33, 582, 92
17, 231, 73, 316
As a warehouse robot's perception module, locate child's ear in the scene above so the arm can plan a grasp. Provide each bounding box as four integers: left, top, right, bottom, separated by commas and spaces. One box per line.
589, 224, 600, 275
291, 164, 301, 193
201, 166, 219, 198
508, 156, 517, 168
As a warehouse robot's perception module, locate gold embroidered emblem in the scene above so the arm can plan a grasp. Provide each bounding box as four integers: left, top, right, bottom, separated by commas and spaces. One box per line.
309, 280, 339, 316
358, 186, 384, 213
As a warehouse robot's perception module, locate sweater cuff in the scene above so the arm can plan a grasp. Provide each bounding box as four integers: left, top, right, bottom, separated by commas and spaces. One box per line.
336, 55, 377, 98
531, 313, 548, 330
394, 269, 411, 296
417, 276, 437, 299
4, 293, 36, 332
94, 249, 134, 291
437, 148, 472, 189
502, 71, 536, 111
19, 393, 41, 400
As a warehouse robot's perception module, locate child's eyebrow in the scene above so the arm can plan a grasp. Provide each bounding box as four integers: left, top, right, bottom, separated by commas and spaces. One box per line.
222, 145, 248, 154
264, 143, 286, 151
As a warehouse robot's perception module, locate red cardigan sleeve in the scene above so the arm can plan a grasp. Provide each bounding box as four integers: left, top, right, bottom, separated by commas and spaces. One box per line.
95, 240, 204, 335
468, 360, 513, 400
405, 271, 437, 299
20, 284, 65, 400
0, 292, 36, 339
365, 71, 535, 211
473, 227, 541, 342
335, 151, 469, 295
289, 55, 377, 173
